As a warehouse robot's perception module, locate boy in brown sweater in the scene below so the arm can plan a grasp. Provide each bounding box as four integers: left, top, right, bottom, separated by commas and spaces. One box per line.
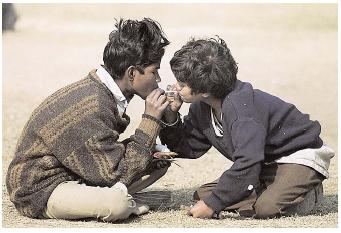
6, 18, 172, 222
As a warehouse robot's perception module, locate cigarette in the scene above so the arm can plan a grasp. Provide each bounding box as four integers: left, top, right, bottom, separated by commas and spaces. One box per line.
165, 90, 177, 96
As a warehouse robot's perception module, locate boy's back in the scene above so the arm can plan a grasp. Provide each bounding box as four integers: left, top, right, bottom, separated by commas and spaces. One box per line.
228, 80, 323, 159
179, 79, 323, 162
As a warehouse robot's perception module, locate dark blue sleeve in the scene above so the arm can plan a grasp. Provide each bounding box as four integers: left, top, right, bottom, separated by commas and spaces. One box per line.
160, 106, 212, 159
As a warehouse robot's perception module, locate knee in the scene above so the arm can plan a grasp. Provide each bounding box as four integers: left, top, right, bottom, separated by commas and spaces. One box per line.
254, 196, 282, 219
102, 188, 133, 222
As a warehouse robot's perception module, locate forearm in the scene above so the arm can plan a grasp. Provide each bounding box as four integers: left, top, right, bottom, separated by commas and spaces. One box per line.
159, 114, 183, 150
160, 121, 211, 159
162, 107, 178, 124
63, 114, 161, 187
119, 114, 162, 185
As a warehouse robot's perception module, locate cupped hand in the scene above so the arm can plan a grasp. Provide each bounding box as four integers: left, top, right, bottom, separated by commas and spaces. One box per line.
165, 85, 183, 113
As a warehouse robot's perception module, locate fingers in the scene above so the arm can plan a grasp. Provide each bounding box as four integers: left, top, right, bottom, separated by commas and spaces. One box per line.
153, 152, 177, 159
147, 89, 168, 107
156, 160, 168, 169
152, 88, 165, 101
144, 88, 169, 119
188, 207, 201, 219
153, 152, 163, 159
186, 201, 214, 219
188, 206, 196, 217
157, 94, 167, 104
146, 88, 157, 101
146, 88, 164, 101
169, 152, 178, 157
152, 159, 171, 169
160, 99, 170, 111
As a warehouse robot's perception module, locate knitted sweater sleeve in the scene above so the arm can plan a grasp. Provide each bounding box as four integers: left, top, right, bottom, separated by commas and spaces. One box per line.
41, 109, 161, 187
159, 105, 212, 159
203, 119, 266, 213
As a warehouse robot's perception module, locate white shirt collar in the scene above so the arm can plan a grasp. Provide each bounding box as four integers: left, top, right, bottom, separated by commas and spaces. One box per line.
211, 107, 224, 137
96, 65, 128, 116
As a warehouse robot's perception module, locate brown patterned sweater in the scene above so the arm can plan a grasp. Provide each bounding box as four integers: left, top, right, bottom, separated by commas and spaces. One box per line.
6, 70, 161, 218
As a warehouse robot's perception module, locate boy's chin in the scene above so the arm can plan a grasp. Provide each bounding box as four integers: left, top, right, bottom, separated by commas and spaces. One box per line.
136, 91, 149, 100
139, 94, 147, 100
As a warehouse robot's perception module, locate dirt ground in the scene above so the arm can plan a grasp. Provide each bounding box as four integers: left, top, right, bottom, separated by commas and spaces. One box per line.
2, 4, 338, 228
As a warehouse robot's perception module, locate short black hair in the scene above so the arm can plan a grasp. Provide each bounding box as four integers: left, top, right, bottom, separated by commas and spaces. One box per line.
103, 18, 169, 79
170, 37, 238, 98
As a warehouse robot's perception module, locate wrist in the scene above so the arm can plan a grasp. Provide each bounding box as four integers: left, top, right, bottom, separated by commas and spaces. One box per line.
203, 194, 225, 214
144, 112, 162, 120
161, 112, 181, 128
162, 108, 178, 123
135, 114, 162, 148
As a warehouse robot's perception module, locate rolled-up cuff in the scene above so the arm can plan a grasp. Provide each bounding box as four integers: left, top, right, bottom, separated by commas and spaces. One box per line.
203, 193, 226, 213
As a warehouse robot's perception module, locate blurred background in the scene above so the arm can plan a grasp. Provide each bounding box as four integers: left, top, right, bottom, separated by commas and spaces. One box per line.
2, 3, 337, 154
2, 3, 338, 227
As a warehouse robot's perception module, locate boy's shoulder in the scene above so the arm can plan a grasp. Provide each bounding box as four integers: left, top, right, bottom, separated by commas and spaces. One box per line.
223, 80, 272, 121
32, 70, 117, 120
224, 80, 255, 108
227, 80, 286, 107
51, 70, 114, 100
224, 80, 296, 122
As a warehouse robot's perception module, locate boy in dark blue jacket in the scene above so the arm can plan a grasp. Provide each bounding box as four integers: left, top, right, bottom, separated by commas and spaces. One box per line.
160, 37, 334, 219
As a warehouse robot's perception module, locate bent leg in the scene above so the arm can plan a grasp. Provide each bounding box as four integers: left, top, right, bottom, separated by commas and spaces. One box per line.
127, 168, 171, 210
254, 163, 324, 219
193, 179, 219, 201
193, 178, 258, 217
43, 181, 148, 222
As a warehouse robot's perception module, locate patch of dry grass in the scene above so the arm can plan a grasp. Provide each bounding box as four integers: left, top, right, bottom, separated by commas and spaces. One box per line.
2, 4, 337, 228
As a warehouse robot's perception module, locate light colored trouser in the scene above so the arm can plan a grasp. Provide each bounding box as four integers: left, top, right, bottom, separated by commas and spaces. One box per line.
43, 168, 168, 222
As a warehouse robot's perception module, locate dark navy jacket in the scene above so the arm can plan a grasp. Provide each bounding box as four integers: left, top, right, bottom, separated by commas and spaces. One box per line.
160, 80, 323, 213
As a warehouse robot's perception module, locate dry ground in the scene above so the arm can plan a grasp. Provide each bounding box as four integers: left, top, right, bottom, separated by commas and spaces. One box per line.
2, 4, 338, 228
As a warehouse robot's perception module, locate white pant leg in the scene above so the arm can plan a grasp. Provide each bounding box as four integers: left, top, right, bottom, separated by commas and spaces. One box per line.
43, 181, 148, 222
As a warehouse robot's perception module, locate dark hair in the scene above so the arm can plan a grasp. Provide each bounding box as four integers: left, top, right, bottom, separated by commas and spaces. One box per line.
170, 37, 238, 98
103, 18, 169, 79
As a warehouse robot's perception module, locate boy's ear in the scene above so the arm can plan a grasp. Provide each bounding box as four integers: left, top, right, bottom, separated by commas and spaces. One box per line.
127, 66, 135, 80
